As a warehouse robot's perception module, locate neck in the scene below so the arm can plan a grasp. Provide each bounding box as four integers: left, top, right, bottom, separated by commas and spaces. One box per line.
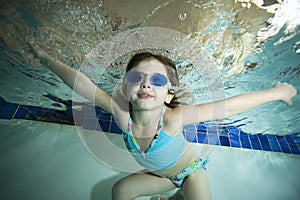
131, 106, 164, 127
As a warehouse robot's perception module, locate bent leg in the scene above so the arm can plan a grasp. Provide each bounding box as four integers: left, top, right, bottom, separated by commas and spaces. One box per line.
182, 168, 211, 200
112, 172, 176, 200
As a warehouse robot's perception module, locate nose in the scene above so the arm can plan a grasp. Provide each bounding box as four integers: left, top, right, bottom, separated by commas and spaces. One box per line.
140, 77, 151, 89
140, 84, 151, 89
139, 74, 153, 89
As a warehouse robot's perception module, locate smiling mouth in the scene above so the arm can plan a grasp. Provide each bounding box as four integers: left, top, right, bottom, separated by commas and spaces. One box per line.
138, 93, 154, 99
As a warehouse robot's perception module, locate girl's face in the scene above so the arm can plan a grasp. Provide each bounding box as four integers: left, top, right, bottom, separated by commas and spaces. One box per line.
124, 59, 174, 111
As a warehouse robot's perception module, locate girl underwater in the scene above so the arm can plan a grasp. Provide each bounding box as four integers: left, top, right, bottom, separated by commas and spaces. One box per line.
28, 41, 296, 200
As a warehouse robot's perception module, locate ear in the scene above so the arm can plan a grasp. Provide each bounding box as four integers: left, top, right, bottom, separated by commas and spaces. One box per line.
165, 92, 174, 104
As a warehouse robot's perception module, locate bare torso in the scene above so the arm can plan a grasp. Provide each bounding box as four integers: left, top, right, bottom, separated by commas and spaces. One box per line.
151, 143, 199, 177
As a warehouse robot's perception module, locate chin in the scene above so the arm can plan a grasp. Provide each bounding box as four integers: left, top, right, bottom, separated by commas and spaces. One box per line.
131, 101, 164, 111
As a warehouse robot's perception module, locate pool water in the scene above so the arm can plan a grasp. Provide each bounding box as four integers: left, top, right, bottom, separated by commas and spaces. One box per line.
0, 0, 299, 149
0, 0, 300, 199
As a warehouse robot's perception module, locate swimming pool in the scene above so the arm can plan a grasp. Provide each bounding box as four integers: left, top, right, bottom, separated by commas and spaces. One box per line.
0, 0, 299, 199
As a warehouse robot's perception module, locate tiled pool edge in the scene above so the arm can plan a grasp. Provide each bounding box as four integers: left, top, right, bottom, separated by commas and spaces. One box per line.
0, 96, 299, 154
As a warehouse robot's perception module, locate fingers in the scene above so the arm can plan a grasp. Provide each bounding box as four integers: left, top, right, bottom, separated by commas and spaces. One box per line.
27, 39, 49, 60
27, 39, 51, 66
275, 81, 281, 87
27, 38, 36, 49
27, 39, 37, 54
274, 81, 289, 88
286, 99, 292, 106
273, 81, 297, 106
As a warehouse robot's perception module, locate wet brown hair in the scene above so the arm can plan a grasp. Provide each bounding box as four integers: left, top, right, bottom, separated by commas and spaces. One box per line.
123, 52, 193, 108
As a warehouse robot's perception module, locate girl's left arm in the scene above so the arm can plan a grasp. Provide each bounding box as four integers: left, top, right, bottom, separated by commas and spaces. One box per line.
176, 82, 297, 125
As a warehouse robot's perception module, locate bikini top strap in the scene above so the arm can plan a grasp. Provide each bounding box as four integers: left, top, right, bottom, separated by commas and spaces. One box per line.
127, 116, 133, 130
158, 105, 167, 129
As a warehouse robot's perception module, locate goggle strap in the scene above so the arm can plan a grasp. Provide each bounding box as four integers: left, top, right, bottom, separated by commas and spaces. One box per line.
169, 86, 180, 92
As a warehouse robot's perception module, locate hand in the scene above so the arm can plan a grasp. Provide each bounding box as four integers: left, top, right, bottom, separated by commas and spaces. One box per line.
27, 39, 51, 64
273, 82, 297, 105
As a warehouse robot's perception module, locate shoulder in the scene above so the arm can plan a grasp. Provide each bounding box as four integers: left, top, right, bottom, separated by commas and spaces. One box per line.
109, 92, 131, 131
165, 106, 183, 121
113, 111, 130, 132
164, 105, 202, 127
163, 107, 184, 135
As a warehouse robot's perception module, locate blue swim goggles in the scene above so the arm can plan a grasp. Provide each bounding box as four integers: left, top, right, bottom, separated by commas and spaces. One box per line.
125, 71, 169, 87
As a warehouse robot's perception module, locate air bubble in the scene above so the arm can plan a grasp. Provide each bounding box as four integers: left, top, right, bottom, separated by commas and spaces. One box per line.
179, 13, 187, 21
294, 41, 300, 53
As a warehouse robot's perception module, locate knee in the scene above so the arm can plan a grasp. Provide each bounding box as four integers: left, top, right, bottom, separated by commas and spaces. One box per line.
183, 169, 211, 200
112, 179, 127, 199
112, 179, 135, 200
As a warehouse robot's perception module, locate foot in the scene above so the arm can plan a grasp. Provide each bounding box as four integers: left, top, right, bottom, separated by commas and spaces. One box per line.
150, 195, 168, 200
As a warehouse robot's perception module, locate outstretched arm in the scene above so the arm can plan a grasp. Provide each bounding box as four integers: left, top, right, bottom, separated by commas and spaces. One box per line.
28, 41, 113, 113
174, 82, 297, 125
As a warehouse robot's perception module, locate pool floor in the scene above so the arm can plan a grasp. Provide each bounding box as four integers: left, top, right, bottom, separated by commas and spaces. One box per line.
0, 119, 299, 200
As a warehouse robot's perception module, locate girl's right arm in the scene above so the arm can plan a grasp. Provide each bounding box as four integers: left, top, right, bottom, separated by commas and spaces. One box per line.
28, 41, 114, 113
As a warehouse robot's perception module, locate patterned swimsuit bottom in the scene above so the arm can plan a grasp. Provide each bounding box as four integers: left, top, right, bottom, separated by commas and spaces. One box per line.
169, 157, 209, 188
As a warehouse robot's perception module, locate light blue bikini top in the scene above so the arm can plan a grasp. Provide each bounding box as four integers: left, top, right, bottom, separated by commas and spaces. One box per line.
123, 106, 186, 170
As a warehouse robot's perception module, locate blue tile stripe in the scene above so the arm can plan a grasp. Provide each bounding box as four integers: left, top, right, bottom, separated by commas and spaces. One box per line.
0, 96, 299, 154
